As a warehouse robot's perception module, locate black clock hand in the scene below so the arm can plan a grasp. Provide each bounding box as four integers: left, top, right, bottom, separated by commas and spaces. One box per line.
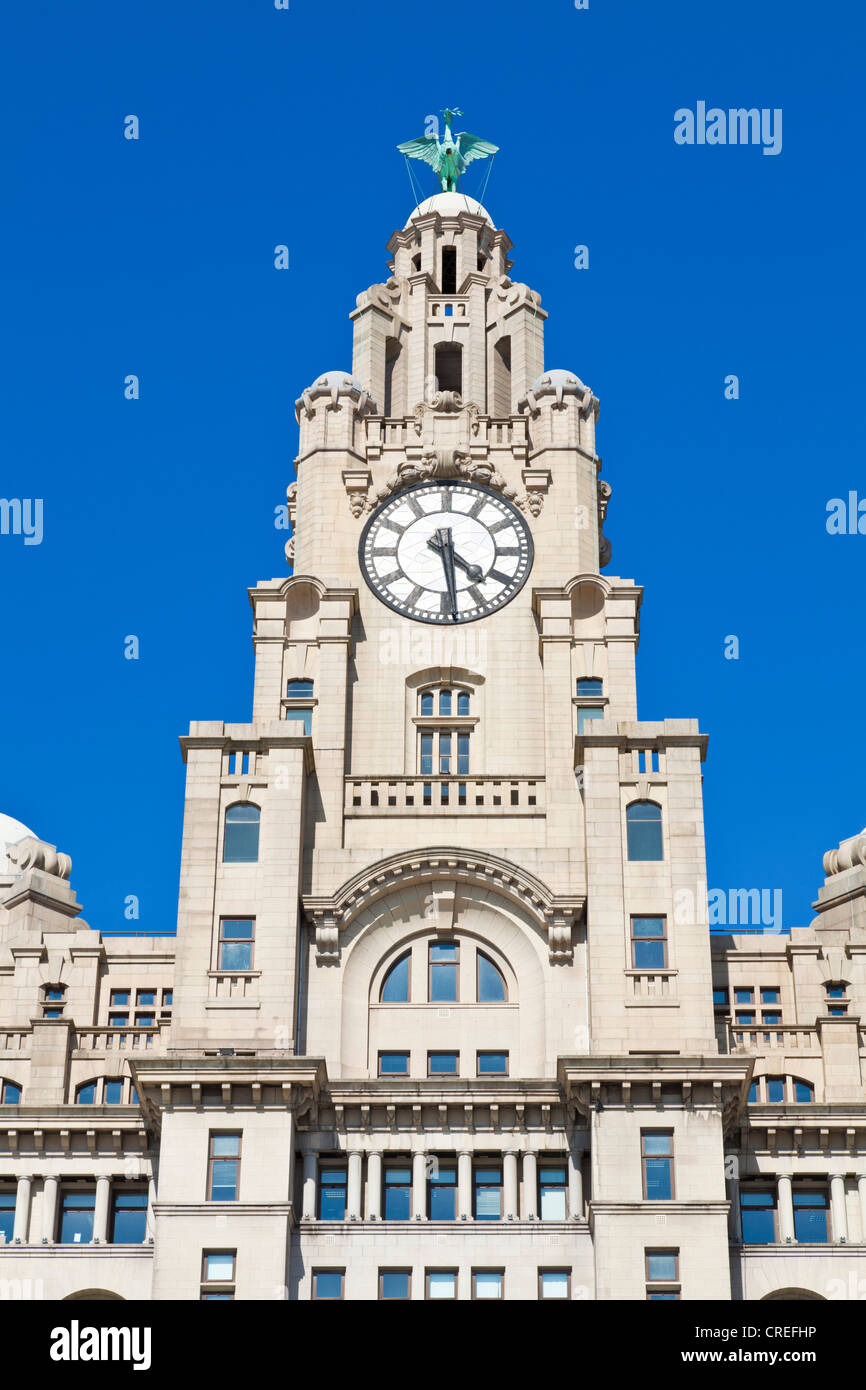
428, 527, 458, 618
427, 532, 484, 582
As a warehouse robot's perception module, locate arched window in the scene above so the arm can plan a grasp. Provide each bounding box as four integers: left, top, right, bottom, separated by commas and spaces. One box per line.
626, 801, 663, 861
223, 804, 260, 863
0, 1079, 21, 1104
76, 1081, 97, 1104
420, 691, 434, 716
477, 953, 507, 1002
439, 690, 452, 716
104, 1078, 124, 1105
457, 691, 470, 716
793, 1078, 814, 1102
380, 952, 410, 1003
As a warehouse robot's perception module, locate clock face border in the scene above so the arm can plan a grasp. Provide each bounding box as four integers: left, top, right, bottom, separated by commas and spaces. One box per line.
358, 480, 534, 625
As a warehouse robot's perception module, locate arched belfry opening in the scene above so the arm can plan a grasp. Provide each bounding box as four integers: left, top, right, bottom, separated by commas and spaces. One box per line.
441, 244, 457, 294
384, 336, 406, 417
434, 342, 462, 396
492, 335, 512, 416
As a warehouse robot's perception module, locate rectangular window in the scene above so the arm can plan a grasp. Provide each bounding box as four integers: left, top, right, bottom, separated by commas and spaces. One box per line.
105, 1079, 124, 1104
108, 1013, 128, 1027
285, 708, 312, 735
762, 1011, 781, 1026
135, 1013, 155, 1028
631, 917, 667, 970
576, 679, 603, 697
426, 1269, 457, 1300
218, 919, 254, 971
200, 1250, 236, 1301
474, 1164, 502, 1221
712, 988, 728, 1009
162, 989, 173, 1007
59, 1190, 96, 1244
826, 985, 846, 999
735, 988, 754, 1004
736, 1012, 755, 1026
379, 1269, 411, 1300
208, 1133, 241, 1201
383, 1166, 412, 1221
793, 1188, 828, 1243
312, 1269, 344, 1300
110, 990, 129, 1006
539, 1269, 571, 1300
761, 988, 780, 1004
641, 1132, 674, 1200
577, 706, 604, 735
318, 1167, 348, 1220
0, 1192, 16, 1244
740, 1188, 776, 1244
2, 1082, 21, 1104
457, 732, 470, 775
646, 1249, 681, 1299
420, 732, 433, 776
748, 1080, 759, 1102
111, 1189, 148, 1243
428, 1163, 457, 1221
439, 731, 451, 774
472, 1269, 503, 1300
378, 1051, 409, 1076
766, 1077, 785, 1103
476, 1051, 508, 1075
428, 1051, 458, 1076
539, 1166, 568, 1220
136, 990, 156, 1006
429, 942, 458, 1002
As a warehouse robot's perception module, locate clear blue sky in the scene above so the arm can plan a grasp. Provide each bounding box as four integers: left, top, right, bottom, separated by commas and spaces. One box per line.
1, 0, 863, 936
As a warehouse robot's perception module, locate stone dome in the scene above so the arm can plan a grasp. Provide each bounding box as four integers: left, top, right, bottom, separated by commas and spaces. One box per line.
0, 812, 38, 874
531, 369, 587, 392
404, 193, 494, 228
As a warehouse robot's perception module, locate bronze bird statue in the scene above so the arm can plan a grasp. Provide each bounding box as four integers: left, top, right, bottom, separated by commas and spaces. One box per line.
397, 108, 498, 193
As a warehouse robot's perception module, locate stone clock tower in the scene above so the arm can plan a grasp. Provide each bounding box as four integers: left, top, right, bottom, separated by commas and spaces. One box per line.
133, 182, 745, 1301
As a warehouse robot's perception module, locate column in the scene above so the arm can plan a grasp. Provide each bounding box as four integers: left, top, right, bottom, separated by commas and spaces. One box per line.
367, 1153, 382, 1221
42, 1175, 60, 1243
522, 1153, 538, 1221
830, 1173, 848, 1244
412, 1151, 427, 1221
302, 1152, 317, 1221
503, 1152, 518, 1220
12, 1176, 32, 1243
92, 1175, 111, 1244
777, 1174, 794, 1243
727, 1177, 742, 1244
347, 1151, 363, 1221
458, 1151, 472, 1221
145, 1176, 156, 1243
569, 1146, 584, 1220
857, 1174, 866, 1245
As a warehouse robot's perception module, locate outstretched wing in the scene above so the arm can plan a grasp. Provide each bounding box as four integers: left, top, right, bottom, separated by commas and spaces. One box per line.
396, 136, 441, 169
455, 133, 499, 165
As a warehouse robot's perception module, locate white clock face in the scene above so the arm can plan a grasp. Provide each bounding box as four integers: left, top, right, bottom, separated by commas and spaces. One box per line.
359, 482, 533, 624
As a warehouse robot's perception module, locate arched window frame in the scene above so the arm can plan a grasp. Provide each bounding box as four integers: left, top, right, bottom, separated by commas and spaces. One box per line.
477, 951, 508, 1003
222, 802, 261, 864
75, 1077, 136, 1106
283, 679, 315, 736
416, 684, 475, 778
379, 950, 411, 1003
0, 1078, 22, 1104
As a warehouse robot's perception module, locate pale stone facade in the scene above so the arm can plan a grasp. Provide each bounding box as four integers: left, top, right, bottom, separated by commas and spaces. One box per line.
1, 191, 864, 1302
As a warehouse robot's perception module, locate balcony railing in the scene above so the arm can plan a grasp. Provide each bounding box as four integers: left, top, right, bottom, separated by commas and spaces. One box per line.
73, 1027, 165, 1053
344, 776, 545, 816
0, 1030, 30, 1053
729, 1025, 819, 1053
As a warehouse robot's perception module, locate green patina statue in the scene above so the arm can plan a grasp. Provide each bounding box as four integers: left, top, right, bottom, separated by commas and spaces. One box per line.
397, 108, 498, 192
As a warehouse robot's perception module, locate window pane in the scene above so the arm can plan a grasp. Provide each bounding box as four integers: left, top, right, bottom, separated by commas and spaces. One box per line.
384, 1171, 411, 1221
474, 1170, 501, 1220
478, 954, 506, 1002
204, 1252, 235, 1281
540, 1186, 567, 1220
643, 1134, 672, 1156
644, 1159, 672, 1200
381, 1270, 410, 1299
741, 1191, 775, 1244
210, 1161, 238, 1200
428, 1270, 456, 1299
219, 941, 252, 970
319, 1171, 347, 1220
60, 1192, 95, 1244
577, 707, 604, 734
428, 1053, 458, 1075
109, 1014, 127, 1027
540, 1270, 569, 1299
766, 1077, 785, 1103
285, 709, 312, 735
223, 806, 260, 863
0, 1194, 15, 1243
110, 991, 129, 1005
76, 1083, 96, 1104
381, 953, 410, 1002
313, 1270, 343, 1300
735, 989, 753, 1004
457, 692, 470, 716
287, 680, 314, 699
439, 690, 452, 716
793, 1192, 827, 1243
211, 1134, 240, 1156
647, 1252, 677, 1280
748, 1081, 758, 1102
3, 1083, 21, 1104
105, 1080, 123, 1105
576, 679, 603, 696
761, 988, 780, 1004
633, 939, 666, 969
111, 1192, 148, 1243
794, 1081, 813, 1102
430, 943, 457, 1002
428, 1170, 456, 1221
477, 1052, 507, 1075
379, 1053, 408, 1075
626, 803, 663, 861
473, 1271, 502, 1299
457, 732, 470, 774
712, 989, 727, 1006
420, 692, 434, 716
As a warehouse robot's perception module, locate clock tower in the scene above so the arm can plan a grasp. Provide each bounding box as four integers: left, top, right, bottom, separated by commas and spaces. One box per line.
143, 176, 747, 1302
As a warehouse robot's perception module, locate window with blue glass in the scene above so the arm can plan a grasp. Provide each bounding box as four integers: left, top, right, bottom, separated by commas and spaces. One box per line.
420, 691, 434, 716
428, 1163, 457, 1220
312, 1269, 344, 1300
539, 1166, 567, 1220
576, 679, 603, 697
631, 917, 667, 970
577, 706, 604, 735
383, 1166, 412, 1221
287, 680, 314, 700
794, 1079, 814, 1102
740, 1188, 776, 1244
457, 731, 470, 773
793, 1188, 828, 1243
748, 1080, 759, 1102
105, 1078, 124, 1105
766, 1076, 785, 1104
379, 1269, 411, 1300
318, 1168, 348, 1220
111, 1189, 148, 1243
42, 983, 66, 1017
474, 1165, 502, 1221
428, 1052, 458, 1076
420, 732, 433, 775
645, 1249, 680, 1299
75, 1081, 96, 1104
457, 691, 470, 716
378, 1052, 409, 1076
477, 1052, 508, 1076
223, 803, 260, 863
43, 986, 65, 1002
285, 681, 314, 735
735, 988, 754, 1005
0, 1190, 15, 1243
477, 953, 507, 1002
59, 1189, 95, 1244
380, 952, 410, 1003
207, 1133, 241, 1201
712, 988, 729, 1010
626, 802, 663, 861
429, 942, 458, 1001
218, 918, 254, 970
1, 1080, 21, 1104
439, 690, 452, 716
641, 1132, 674, 1200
